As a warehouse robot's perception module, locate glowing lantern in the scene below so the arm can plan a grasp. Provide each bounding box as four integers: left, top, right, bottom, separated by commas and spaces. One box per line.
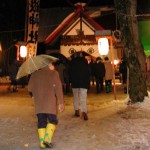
20, 45, 27, 58
114, 59, 119, 65
98, 38, 109, 55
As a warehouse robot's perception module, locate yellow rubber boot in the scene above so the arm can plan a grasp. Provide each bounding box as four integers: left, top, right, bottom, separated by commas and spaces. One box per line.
38, 128, 46, 149
44, 123, 56, 148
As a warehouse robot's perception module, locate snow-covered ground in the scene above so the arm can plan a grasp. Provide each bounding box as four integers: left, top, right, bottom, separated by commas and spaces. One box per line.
0, 84, 150, 150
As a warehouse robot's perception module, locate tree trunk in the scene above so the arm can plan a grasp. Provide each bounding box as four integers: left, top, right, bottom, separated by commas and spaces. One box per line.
114, 0, 148, 103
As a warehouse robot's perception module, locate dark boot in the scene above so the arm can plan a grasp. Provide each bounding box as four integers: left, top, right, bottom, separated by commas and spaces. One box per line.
124, 87, 127, 94
106, 85, 109, 93
109, 84, 112, 92
75, 110, 80, 117
13, 87, 18, 92
82, 112, 88, 120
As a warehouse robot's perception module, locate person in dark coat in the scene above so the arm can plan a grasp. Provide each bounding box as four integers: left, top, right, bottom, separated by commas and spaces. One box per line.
70, 52, 90, 120
88, 57, 96, 86
93, 57, 105, 93
119, 58, 127, 93
63, 62, 71, 94
28, 62, 65, 149
8, 60, 19, 92
55, 60, 66, 93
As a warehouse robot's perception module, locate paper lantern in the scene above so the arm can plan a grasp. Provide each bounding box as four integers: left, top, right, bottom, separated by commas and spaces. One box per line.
98, 38, 109, 55
20, 45, 27, 58
114, 59, 119, 65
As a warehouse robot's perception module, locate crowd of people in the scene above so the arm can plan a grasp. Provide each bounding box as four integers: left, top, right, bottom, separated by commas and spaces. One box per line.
7, 54, 127, 96
7, 53, 127, 149
53, 55, 113, 95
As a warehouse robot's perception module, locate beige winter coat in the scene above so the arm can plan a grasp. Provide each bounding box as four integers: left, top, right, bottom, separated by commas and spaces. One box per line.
28, 66, 64, 115
104, 61, 113, 80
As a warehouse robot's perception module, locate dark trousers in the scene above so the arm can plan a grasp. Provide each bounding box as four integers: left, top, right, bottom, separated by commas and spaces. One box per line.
65, 81, 70, 94
37, 113, 58, 128
90, 75, 95, 85
122, 74, 127, 84
105, 80, 112, 93
11, 80, 17, 86
95, 77, 104, 93
9, 80, 18, 92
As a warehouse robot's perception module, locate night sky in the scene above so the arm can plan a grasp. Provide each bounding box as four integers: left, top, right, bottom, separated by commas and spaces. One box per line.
0, 0, 114, 39
40, 0, 114, 8
0, 0, 148, 42
0, 0, 148, 32
0, 0, 149, 64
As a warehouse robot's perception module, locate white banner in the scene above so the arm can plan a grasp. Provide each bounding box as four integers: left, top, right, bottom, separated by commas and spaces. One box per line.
27, 0, 40, 56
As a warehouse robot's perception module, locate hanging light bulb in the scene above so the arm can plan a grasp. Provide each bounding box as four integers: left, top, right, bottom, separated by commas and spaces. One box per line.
20, 45, 27, 58
98, 38, 109, 55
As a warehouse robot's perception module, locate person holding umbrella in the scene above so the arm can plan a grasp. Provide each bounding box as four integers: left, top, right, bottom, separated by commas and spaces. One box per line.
28, 62, 65, 149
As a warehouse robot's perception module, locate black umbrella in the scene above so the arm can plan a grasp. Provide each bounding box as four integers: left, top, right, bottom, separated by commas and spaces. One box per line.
71, 51, 91, 59
49, 52, 69, 64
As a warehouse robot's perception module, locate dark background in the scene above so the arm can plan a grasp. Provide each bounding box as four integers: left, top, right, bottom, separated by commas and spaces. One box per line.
40, 0, 114, 8
0, 0, 149, 74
